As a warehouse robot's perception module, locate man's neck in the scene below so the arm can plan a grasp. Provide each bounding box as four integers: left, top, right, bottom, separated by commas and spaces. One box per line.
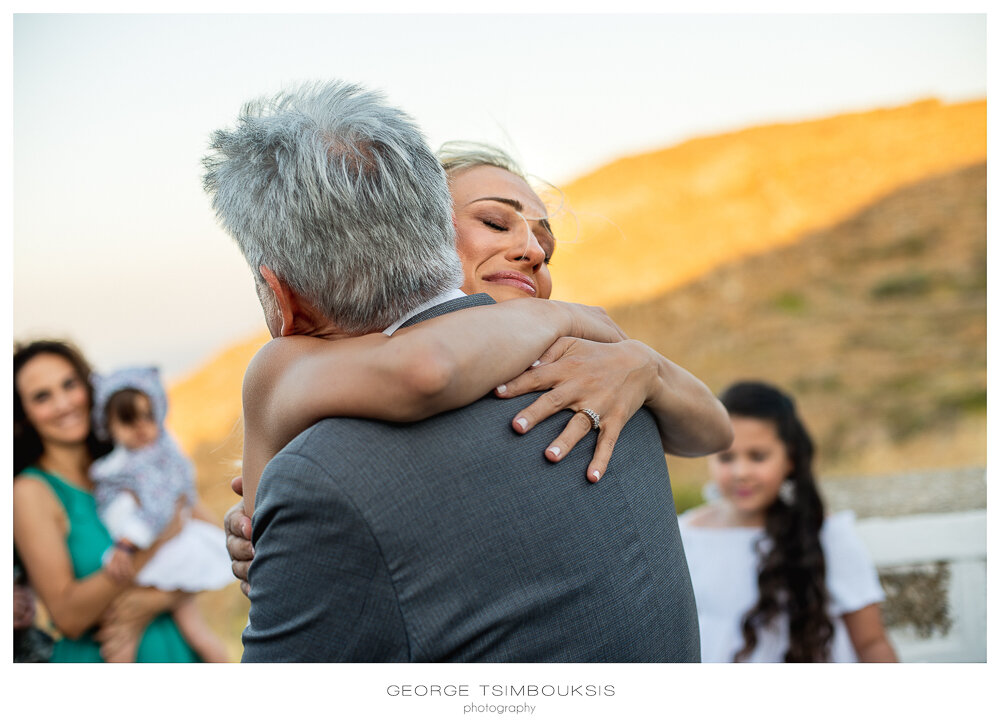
291, 323, 354, 342
282, 287, 466, 340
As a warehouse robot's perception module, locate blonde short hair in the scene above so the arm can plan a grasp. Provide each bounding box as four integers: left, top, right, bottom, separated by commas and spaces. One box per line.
436, 141, 527, 180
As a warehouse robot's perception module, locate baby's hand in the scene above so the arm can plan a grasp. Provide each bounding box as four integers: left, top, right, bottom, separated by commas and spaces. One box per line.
105, 544, 137, 584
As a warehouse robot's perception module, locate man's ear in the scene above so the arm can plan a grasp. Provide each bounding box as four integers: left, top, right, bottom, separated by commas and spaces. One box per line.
259, 265, 297, 338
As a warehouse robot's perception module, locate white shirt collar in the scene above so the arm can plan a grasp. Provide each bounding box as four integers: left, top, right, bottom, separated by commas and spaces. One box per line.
382, 288, 466, 336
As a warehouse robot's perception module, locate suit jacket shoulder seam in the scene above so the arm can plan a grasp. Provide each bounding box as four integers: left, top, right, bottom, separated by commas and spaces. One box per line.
268, 441, 416, 661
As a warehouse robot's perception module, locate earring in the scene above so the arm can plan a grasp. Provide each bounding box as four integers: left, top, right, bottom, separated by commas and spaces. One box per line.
702, 480, 721, 502
778, 479, 796, 505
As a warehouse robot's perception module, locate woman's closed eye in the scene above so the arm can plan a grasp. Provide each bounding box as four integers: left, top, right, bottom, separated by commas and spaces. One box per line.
482, 218, 508, 232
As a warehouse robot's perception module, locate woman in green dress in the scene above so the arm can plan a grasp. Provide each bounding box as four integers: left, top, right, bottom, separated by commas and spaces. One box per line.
13, 340, 201, 662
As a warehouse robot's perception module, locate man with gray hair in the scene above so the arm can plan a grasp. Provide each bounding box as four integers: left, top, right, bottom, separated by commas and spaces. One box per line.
204, 80, 700, 662
203, 81, 464, 335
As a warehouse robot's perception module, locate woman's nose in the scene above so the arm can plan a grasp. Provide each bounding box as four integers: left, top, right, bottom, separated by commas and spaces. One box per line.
52, 390, 75, 413
507, 228, 546, 270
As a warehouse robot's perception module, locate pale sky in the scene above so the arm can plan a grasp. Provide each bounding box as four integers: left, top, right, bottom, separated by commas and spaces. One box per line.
11, 12, 987, 380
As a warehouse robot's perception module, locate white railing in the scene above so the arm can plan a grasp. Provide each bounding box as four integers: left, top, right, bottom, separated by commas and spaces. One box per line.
856, 509, 986, 662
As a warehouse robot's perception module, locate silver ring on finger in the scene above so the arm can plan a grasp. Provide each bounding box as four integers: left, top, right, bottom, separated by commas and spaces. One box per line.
579, 408, 601, 432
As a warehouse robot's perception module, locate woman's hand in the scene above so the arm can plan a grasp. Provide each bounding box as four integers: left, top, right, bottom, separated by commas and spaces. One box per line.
496, 337, 659, 482
496, 337, 733, 482
558, 301, 628, 344
96, 587, 183, 662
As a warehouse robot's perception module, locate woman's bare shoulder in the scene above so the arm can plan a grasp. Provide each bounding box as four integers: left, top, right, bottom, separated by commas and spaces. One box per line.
243, 337, 318, 403
247, 336, 318, 375
13, 472, 60, 514
246, 334, 379, 382
14, 470, 48, 491
245, 332, 393, 403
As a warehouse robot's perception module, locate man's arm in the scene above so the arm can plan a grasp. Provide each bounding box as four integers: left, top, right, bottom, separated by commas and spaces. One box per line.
242, 449, 408, 662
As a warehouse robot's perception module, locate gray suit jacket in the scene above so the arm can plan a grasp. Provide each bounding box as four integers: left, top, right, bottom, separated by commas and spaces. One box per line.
242, 294, 700, 662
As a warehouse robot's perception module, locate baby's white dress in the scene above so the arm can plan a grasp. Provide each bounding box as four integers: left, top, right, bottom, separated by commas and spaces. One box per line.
93, 440, 232, 593
678, 510, 885, 662
101, 488, 233, 592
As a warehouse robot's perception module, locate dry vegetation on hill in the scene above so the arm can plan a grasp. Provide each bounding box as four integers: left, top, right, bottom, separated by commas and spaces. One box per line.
611, 163, 986, 499
548, 99, 985, 308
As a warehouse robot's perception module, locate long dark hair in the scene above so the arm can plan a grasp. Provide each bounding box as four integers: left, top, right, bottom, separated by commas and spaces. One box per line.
13, 340, 112, 476
720, 381, 834, 663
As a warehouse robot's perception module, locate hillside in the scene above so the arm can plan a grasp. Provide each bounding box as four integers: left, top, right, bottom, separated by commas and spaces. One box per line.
166, 333, 265, 514
548, 99, 985, 308
611, 162, 986, 494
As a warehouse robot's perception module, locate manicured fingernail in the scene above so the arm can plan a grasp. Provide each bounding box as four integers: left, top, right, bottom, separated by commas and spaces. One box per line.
515, 417, 528, 432
531, 360, 541, 367
547, 446, 561, 459
591, 470, 601, 482
496, 384, 507, 394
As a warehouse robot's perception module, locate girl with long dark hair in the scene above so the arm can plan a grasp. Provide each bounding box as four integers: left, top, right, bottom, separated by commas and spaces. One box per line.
679, 381, 897, 662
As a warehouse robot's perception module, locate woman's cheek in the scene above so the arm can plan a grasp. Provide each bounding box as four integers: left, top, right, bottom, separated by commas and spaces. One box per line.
539, 272, 553, 300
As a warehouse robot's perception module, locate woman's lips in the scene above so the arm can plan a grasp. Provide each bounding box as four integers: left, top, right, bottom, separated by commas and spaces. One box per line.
56, 410, 87, 428
482, 271, 537, 296
48, 410, 88, 436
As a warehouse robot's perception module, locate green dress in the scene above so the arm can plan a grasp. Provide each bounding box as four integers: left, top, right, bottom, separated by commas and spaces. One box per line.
23, 466, 200, 663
